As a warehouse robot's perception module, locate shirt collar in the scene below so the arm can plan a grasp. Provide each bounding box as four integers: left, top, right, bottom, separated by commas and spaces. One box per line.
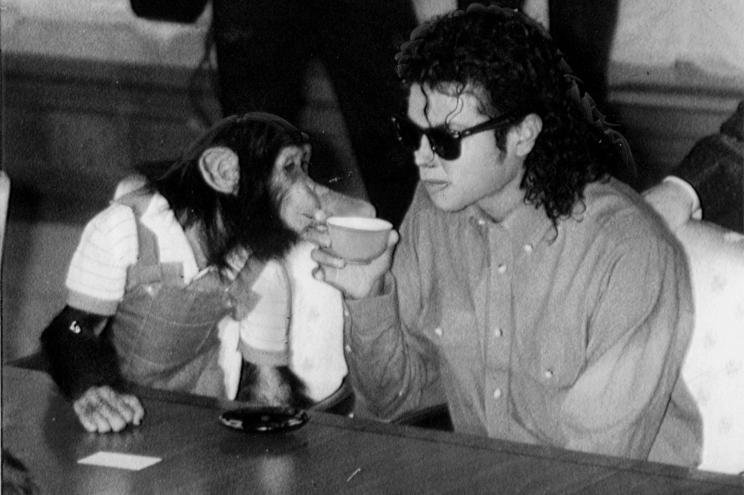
466, 197, 555, 249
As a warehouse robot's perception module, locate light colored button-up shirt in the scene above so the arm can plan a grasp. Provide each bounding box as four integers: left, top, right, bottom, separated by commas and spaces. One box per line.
345, 178, 701, 466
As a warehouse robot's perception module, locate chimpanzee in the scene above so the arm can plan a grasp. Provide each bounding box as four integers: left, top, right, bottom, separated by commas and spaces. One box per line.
40, 112, 372, 433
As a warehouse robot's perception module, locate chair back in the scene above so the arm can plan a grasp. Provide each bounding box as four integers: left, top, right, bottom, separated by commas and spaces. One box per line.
675, 219, 744, 474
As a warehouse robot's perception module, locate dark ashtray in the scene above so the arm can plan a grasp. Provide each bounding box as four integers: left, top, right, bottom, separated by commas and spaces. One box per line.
219, 406, 309, 433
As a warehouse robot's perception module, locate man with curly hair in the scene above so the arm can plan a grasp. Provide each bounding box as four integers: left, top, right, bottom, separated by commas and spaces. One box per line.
313, 5, 701, 465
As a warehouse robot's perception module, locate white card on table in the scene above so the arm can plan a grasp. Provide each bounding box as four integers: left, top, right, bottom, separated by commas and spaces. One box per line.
78, 451, 161, 471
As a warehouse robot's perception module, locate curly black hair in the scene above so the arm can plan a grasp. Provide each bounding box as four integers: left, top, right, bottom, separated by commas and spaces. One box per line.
396, 4, 625, 223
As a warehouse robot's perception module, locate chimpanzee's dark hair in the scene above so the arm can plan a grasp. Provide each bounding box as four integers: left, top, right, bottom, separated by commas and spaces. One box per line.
136, 112, 310, 269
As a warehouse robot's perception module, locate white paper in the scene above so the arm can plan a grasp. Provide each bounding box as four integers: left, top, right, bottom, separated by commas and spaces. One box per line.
78, 451, 161, 471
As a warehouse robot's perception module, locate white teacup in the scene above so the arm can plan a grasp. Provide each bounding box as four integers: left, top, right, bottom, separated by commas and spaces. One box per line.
326, 216, 393, 263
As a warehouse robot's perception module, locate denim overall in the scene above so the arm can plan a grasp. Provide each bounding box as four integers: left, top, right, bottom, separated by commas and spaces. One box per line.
105, 191, 260, 398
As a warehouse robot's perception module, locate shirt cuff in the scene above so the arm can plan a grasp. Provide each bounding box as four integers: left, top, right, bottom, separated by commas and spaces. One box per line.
238, 340, 289, 367
345, 273, 399, 339
663, 176, 702, 220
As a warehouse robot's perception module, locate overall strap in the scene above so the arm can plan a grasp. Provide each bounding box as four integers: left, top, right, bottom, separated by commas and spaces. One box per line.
227, 256, 266, 319
115, 189, 183, 288
115, 188, 159, 266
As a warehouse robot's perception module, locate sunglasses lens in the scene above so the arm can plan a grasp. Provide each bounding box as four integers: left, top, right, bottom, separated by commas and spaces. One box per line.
393, 116, 462, 160
394, 117, 423, 151
427, 128, 460, 160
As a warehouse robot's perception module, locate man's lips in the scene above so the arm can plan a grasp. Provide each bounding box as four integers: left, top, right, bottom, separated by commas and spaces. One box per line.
422, 179, 449, 193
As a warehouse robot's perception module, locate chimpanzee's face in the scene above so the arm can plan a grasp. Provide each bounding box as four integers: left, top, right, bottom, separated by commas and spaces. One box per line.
271, 144, 323, 236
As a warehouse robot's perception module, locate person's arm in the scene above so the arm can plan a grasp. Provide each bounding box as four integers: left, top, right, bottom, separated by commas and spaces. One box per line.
343, 278, 442, 420
650, 102, 744, 233
234, 260, 310, 406
340, 189, 443, 420
42, 204, 145, 433
40, 306, 144, 433
559, 230, 696, 460
642, 176, 701, 232
672, 133, 744, 232
40, 306, 118, 398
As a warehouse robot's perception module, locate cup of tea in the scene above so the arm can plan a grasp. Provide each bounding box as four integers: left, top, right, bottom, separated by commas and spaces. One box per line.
325, 216, 393, 263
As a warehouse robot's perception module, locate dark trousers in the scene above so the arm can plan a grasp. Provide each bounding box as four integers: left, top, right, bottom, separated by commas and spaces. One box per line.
548, 0, 619, 111
211, 0, 419, 226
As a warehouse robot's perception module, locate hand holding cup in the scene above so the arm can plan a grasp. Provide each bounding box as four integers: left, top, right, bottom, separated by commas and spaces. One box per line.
325, 216, 393, 263
312, 216, 397, 299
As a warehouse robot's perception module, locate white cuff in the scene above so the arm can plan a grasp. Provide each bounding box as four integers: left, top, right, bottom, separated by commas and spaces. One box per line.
663, 176, 702, 220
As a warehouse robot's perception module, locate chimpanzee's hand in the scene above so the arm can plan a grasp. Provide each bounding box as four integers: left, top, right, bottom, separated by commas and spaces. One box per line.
313, 182, 376, 219
302, 184, 376, 247
310, 229, 398, 299
72, 385, 144, 433
300, 210, 332, 247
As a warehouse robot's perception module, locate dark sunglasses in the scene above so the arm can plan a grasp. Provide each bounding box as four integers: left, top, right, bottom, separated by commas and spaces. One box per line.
391, 113, 514, 160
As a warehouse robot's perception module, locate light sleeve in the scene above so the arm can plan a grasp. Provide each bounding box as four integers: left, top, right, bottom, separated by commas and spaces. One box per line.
237, 260, 291, 367
344, 186, 444, 419
663, 176, 702, 220
65, 204, 137, 317
559, 231, 697, 460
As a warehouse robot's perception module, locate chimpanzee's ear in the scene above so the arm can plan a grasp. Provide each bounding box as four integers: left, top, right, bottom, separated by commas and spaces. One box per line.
198, 146, 240, 195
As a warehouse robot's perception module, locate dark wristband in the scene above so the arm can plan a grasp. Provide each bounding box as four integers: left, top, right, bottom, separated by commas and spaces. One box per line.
40, 307, 122, 399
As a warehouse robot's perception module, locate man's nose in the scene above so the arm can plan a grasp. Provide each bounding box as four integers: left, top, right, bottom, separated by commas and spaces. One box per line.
413, 135, 436, 168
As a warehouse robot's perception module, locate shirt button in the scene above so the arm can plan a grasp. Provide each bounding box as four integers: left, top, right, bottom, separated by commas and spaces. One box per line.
343, 308, 350, 318
477, 219, 486, 226
344, 344, 352, 354
544, 369, 554, 379
434, 327, 443, 337
523, 244, 533, 253
493, 327, 503, 337
497, 264, 507, 274
493, 388, 502, 400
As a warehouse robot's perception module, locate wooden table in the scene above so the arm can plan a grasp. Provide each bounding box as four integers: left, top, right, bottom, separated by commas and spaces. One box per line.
3, 366, 742, 494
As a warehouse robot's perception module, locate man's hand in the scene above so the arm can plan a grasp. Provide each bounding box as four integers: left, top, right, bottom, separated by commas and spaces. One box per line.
73, 386, 144, 433
642, 179, 698, 232
311, 229, 398, 300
